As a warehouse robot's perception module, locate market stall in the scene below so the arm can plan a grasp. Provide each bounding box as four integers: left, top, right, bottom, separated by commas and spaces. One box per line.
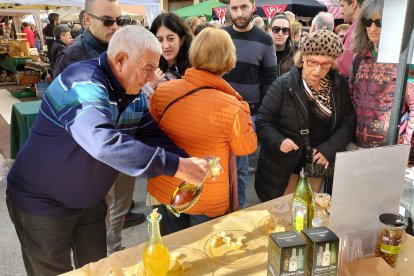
61, 193, 414, 276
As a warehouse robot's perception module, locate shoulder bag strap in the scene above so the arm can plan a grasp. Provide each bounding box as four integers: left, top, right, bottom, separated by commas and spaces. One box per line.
158, 86, 212, 124
293, 101, 314, 162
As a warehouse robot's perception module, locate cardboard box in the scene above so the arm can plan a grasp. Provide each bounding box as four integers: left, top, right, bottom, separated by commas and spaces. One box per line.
302, 227, 339, 276
268, 231, 306, 276
343, 257, 398, 276
15, 71, 39, 86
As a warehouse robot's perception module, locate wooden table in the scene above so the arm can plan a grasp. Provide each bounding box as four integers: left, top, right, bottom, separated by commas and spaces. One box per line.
62, 195, 414, 275
24, 60, 51, 74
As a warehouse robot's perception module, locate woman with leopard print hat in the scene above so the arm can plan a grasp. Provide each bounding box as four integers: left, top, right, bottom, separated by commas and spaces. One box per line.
255, 28, 357, 201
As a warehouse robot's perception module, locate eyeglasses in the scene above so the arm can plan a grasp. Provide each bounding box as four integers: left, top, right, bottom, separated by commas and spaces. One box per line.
271, 26, 290, 35
306, 60, 333, 69
361, 17, 382, 28
87, 13, 131, 27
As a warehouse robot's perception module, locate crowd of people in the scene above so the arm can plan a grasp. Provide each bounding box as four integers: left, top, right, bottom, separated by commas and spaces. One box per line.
4, 0, 414, 275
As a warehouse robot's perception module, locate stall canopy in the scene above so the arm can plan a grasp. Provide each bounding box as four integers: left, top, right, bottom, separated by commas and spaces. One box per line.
0, 9, 44, 42
0, 0, 160, 25
255, 0, 327, 19
173, 0, 226, 21
314, 0, 343, 19
213, 0, 330, 21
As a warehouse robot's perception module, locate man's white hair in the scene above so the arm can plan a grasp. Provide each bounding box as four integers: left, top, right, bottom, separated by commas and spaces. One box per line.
107, 25, 161, 60
311, 12, 335, 32
252, 16, 264, 29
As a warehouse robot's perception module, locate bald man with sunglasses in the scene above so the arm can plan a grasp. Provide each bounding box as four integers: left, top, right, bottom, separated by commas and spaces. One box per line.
53, 0, 128, 77
53, 0, 144, 256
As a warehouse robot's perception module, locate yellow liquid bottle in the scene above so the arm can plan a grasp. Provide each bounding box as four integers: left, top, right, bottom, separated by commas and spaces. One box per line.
166, 157, 222, 217
292, 168, 314, 232
143, 209, 170, 276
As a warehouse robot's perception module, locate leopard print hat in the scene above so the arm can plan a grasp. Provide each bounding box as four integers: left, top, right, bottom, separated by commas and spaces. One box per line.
301, 28, 343, 57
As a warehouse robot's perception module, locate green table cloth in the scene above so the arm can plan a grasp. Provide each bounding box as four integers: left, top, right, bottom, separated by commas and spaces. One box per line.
0, 54, 31, 73
10, 100, 41, 159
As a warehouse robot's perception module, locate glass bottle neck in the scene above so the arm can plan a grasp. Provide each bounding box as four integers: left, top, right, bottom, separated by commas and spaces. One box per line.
148, 218, 163, 243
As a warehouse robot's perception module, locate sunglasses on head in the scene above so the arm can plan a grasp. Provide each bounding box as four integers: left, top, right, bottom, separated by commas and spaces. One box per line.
271, 26, 290, 35
87, 13, 131, 27
361, 17, 382, 28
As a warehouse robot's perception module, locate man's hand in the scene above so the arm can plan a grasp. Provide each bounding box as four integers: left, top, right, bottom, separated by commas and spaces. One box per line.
174, 157, 210, 187
280, 138, 299, 153
148, 68, 165, 89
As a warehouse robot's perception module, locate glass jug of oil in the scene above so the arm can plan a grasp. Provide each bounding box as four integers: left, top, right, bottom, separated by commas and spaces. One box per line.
166, 157, 222, 217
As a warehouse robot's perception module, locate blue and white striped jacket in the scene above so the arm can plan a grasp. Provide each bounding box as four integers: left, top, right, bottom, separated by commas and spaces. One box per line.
7, 52, 179, 215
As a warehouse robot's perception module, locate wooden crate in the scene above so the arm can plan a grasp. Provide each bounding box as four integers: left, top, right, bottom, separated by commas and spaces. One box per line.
15, 71, 39, 86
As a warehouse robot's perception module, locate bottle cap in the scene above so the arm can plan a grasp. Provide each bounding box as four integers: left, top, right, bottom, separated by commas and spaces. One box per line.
149, 208, 160, 220
300, 167, 306, 178
379, 213, 406, 227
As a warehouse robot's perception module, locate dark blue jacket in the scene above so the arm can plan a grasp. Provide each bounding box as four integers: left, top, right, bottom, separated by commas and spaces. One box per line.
7, 53, 180, 216
53, 30, 106, 78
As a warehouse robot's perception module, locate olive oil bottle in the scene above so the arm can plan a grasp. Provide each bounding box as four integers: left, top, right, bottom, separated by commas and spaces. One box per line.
292, 168, 314, 233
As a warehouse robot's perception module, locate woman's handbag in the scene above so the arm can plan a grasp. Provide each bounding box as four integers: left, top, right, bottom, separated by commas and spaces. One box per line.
304, 160, 334, 178
294, 102, 334, 178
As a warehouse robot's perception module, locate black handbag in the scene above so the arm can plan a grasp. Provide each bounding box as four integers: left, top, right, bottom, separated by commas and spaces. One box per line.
294, 102, 334, 178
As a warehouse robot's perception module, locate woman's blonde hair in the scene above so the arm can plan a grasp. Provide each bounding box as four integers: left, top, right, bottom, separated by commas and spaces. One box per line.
185, 16, 200, 35
189, 27, 236, 76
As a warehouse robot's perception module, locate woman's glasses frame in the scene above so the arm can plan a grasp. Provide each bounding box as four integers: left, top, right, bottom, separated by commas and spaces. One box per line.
361, 17, 382, 28
306, 60, 333, 69
87, 13, 132, 27
271, 26, 291, 35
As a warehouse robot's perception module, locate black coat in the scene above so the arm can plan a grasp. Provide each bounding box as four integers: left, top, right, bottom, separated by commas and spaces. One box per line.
254, 66, 356, 201
50, 40, 65, 75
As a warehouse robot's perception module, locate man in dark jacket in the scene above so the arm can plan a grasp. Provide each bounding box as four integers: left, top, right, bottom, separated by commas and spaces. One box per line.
50, 24, 72, 76
53, 0, 144, 255
42, 13, 60, 62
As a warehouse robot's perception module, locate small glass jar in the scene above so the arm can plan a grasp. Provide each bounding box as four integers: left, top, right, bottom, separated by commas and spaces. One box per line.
375, 213, 407, 267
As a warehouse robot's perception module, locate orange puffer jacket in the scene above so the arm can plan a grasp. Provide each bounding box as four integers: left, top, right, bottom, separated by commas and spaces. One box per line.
148, 68, 257, 217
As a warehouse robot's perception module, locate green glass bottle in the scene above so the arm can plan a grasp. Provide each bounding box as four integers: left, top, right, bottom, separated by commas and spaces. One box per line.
292, 168, 314, 233
330, 243, 337, 265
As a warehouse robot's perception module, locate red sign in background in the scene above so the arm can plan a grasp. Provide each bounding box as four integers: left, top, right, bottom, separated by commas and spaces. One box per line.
261, 5, 288, 19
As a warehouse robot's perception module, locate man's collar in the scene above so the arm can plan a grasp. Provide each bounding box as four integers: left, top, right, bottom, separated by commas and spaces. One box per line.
98, 52, 125, 95
83, 29, 108, 49
232, 23, 254, 33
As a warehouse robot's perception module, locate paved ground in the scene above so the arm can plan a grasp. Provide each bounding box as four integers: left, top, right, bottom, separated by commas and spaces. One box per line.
0, 153, 261, 275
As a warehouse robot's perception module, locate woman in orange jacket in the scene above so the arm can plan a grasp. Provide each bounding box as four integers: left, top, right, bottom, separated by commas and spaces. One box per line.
149, 27, 257, 235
